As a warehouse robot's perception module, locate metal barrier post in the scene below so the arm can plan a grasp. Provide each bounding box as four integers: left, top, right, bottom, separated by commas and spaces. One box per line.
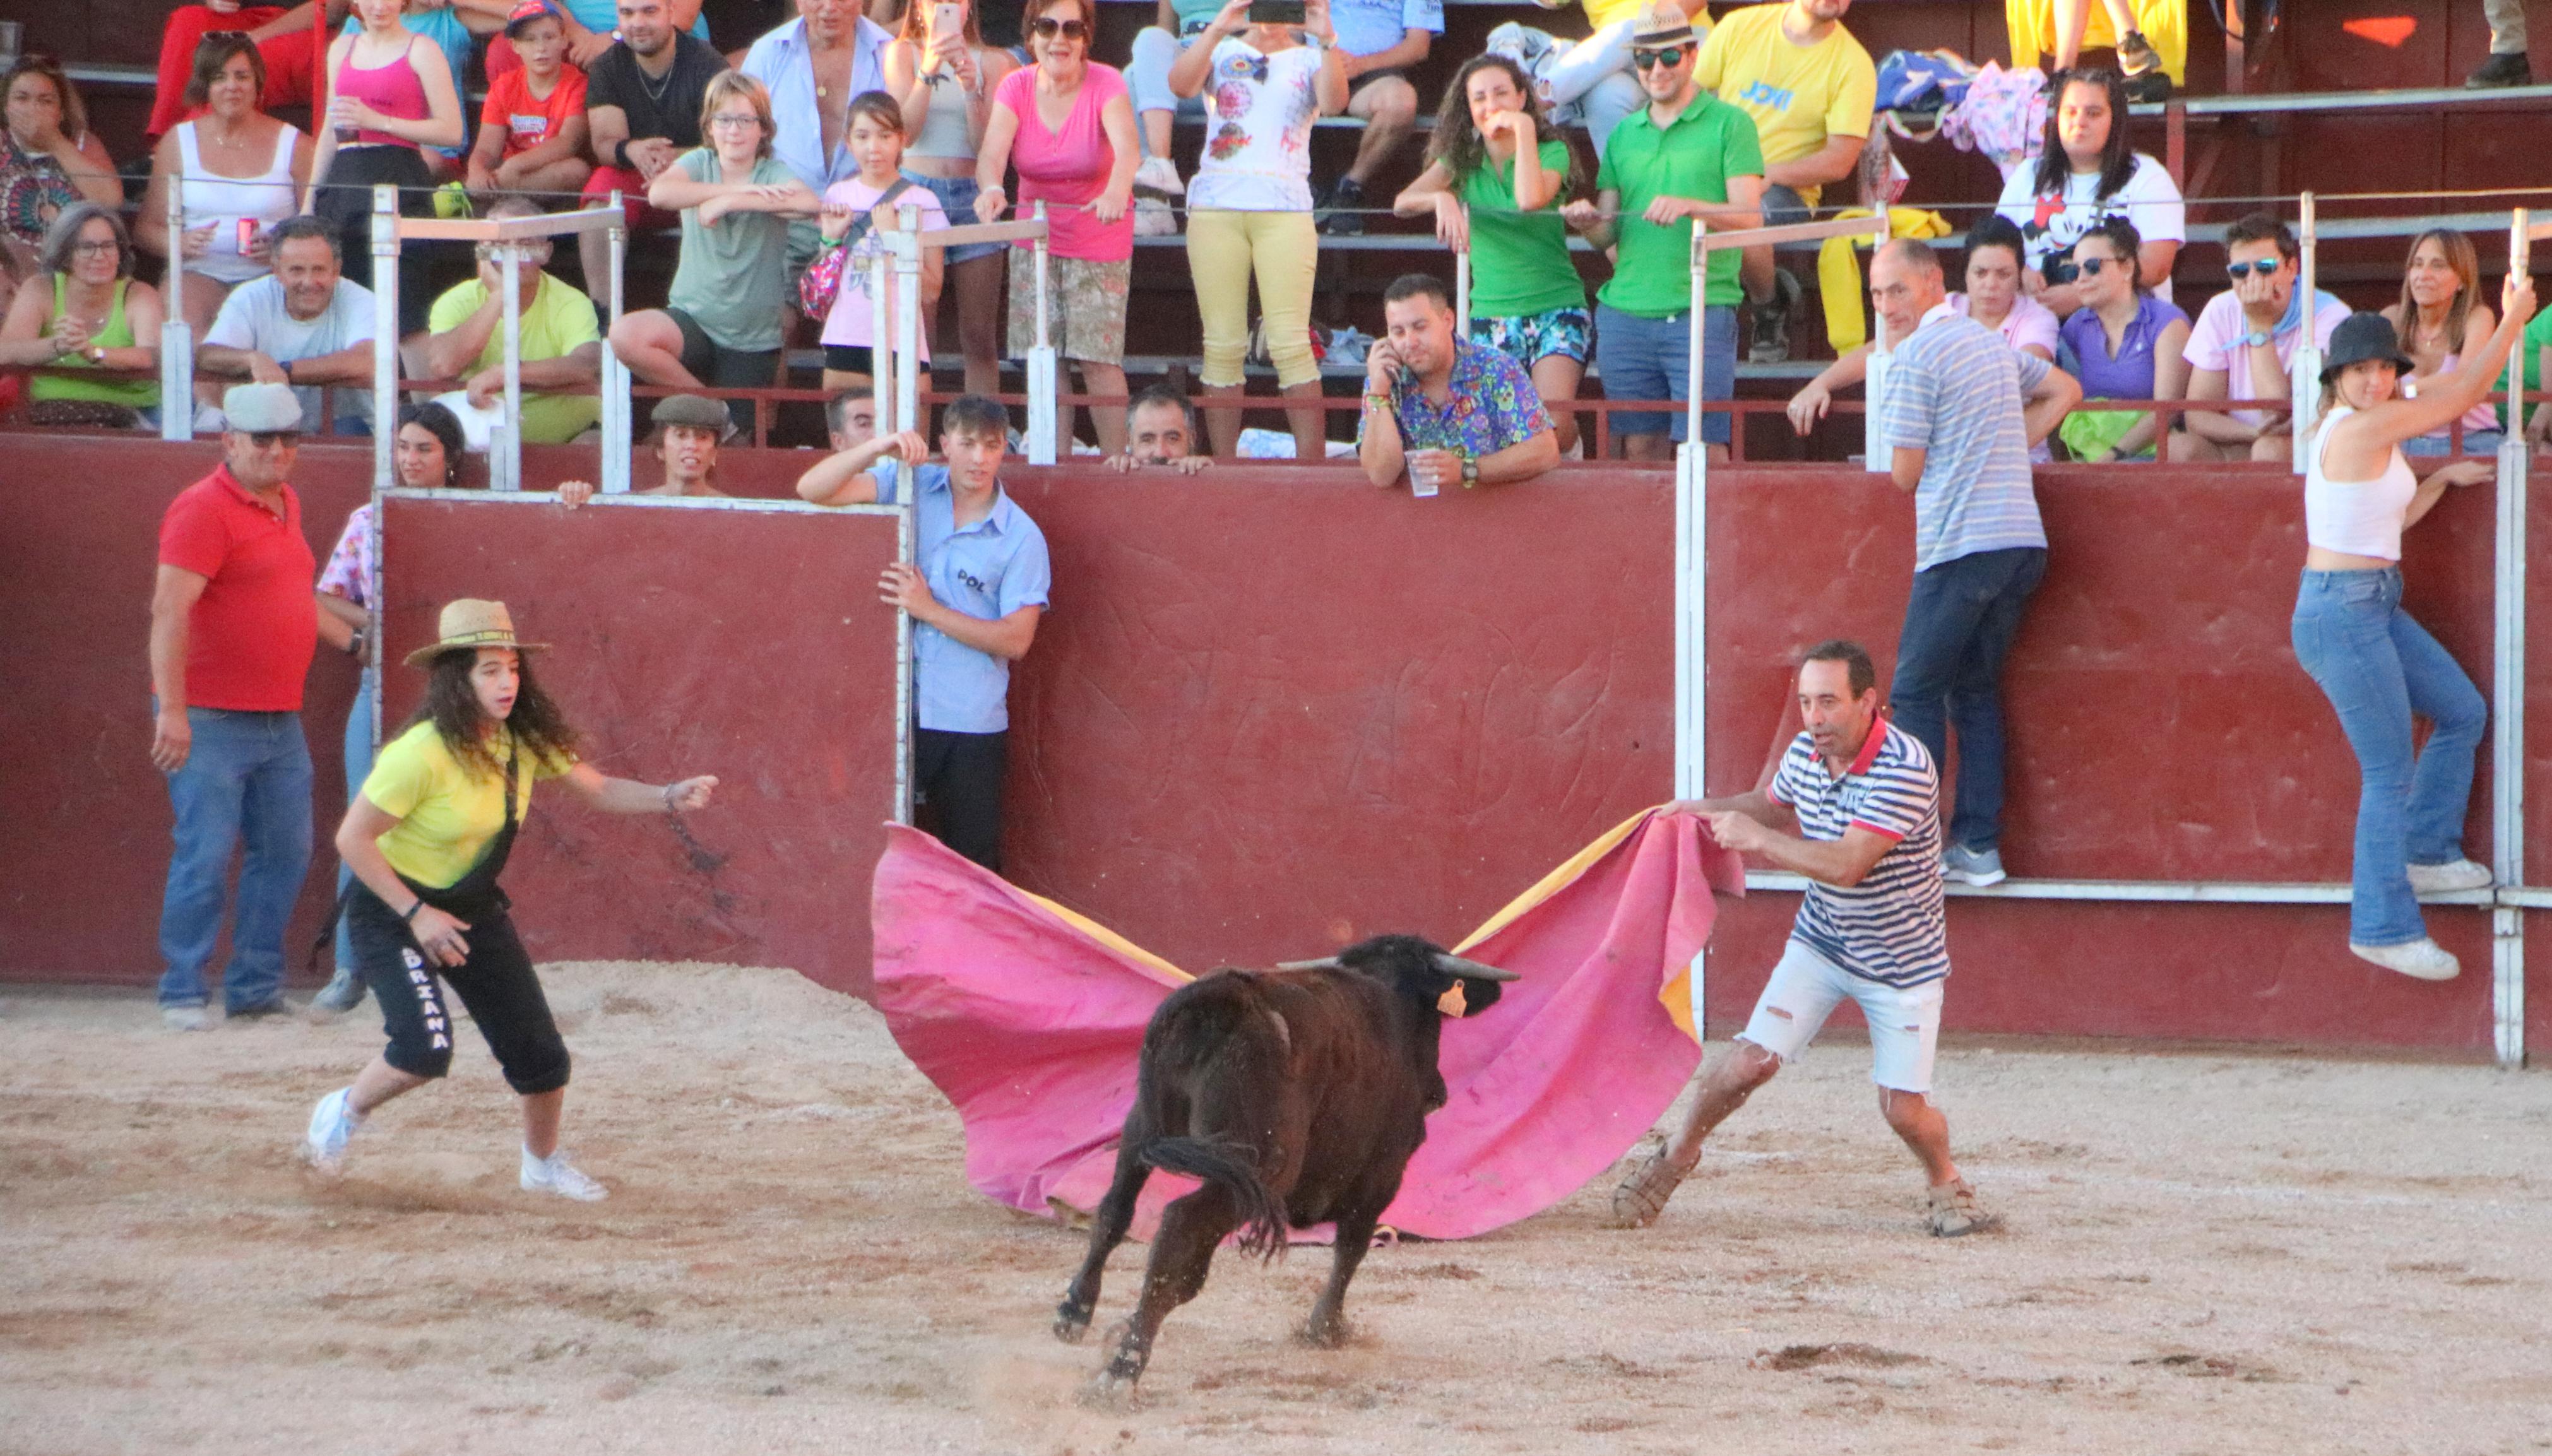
1027, 200, 1058, 464
870, 237, 895, 436
1455, 244, 1471, 336
1677, 225, 1709, 804
2292, 191, 2321, 475
159, 185, 191, 441
2494, 209, 2532, 1068
600, 192, 631, 494
893, 203, 923, 494
1863, 204, 1894, 468
494, 239, 523, 492
370, 184, 399, 491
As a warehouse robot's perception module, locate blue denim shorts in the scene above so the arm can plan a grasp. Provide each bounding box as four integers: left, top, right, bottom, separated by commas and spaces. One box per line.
1593, 302, 1736, 443
901, 171, 1006, 265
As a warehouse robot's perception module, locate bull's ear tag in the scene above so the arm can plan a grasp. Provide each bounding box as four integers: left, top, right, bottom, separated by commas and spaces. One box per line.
1437, 983, 1469, 1017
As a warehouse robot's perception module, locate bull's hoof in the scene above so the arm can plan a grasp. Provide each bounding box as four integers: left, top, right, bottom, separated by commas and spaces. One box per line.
1298, 1315, 1350, 1349
1078, 1364, 1143, 1410
1053, 1299, 1092, 1344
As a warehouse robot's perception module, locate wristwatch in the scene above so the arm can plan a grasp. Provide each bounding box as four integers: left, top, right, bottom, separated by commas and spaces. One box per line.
1460, 457, 1480, 487
345, 625, 365, 658
2240, 328, 2271, 349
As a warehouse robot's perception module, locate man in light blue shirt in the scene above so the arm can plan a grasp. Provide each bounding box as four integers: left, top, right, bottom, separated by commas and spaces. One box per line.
1872, 239, 2079, 887
740, 0, 895, 275
1317, 0, 1444, 235
872, 394, 1052, 871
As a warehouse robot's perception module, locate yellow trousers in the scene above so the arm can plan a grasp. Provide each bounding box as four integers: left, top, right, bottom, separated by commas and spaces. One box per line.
1185, 209, 1321, 389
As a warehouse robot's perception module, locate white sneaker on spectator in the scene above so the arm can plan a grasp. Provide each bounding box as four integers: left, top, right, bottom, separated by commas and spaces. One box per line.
1940, 843, 2006, 887
521, 1147, 608, 1201
2406, 858, 2493, 894
2349, 937, 2460, 981
302, 1087, 362, 1174
1132, 155, 1184, 200
162, 1005, 208, 1032
1132, 194, 1178, 237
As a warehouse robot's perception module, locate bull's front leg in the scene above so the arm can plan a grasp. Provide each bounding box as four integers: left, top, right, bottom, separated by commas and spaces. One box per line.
1057, 1140, 1151, 1343
1301, 1206, 1380, 1349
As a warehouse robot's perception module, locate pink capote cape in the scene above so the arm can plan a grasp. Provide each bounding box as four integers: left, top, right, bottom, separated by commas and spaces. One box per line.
870, 809, 1743, 1241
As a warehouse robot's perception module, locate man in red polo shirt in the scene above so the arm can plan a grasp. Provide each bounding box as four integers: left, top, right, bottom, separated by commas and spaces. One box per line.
150, 383, 323, 1030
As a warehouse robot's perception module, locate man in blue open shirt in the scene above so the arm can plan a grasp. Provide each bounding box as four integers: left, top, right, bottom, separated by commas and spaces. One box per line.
818, 394, 1050, 870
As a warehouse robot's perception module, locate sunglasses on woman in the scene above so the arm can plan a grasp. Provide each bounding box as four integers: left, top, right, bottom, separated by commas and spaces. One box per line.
1032, 16, 1088, 40
1631, 46, 1686, 69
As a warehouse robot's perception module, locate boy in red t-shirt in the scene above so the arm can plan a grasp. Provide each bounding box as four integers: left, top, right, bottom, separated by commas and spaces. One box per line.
465, 1, 593, 201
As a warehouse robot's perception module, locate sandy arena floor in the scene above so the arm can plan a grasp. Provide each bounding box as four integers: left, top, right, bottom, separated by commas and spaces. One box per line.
3, 961, 2548, 1456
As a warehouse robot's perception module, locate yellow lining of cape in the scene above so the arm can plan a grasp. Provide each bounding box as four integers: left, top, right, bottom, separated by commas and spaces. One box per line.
1020, 889, 1194, 986
1453, 807, 1660, 954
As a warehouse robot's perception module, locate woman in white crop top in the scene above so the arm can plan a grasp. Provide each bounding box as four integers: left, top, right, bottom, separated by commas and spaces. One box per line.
2291, 281, 2534, 982
134, 34, 314, 338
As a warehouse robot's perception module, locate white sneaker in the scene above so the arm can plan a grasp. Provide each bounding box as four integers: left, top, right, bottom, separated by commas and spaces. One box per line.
2407, 858, 2493, 894
2349, 937, 2460, 981
521, 1147, 608, 1202
1132, 194, 1178, 237
162, 1005, 209, 1032
302, 1087, 362, 1174
1132, 155, 1184, 200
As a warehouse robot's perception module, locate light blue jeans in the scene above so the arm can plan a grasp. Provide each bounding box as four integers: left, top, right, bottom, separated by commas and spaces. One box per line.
157, 707, 314, 1010
335, 673, 376, 974
1126, 23, 1210, 139
2289, 567, 2487, 945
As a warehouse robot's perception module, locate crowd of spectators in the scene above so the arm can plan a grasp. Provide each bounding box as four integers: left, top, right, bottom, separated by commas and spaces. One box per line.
0, 0, 2538, 475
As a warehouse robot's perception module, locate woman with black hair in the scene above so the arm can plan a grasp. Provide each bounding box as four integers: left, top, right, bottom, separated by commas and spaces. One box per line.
1392, 54, 1587, 456
301, 599, 718, 1200
1991, 67, 2182, 316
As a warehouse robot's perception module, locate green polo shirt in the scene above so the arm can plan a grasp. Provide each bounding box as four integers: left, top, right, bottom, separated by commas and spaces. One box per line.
1594, 93, 1766, 317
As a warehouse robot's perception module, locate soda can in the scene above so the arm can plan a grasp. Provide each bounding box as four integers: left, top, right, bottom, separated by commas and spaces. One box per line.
237, 218, 256, 254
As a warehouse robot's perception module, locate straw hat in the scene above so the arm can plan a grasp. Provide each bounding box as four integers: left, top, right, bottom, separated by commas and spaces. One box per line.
405, 598, 549, 667
1631, 3, 1699, 49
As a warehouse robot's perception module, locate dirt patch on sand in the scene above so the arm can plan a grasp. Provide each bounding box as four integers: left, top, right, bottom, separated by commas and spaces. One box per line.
4, 963, 2549, 1455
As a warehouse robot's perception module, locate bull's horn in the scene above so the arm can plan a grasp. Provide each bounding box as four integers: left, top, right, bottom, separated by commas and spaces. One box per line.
1276, 957, 1342, 971
1433, 953, 1519, 982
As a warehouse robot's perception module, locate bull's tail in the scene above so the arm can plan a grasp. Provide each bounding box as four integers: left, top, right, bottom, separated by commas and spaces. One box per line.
1137, 1137, 1288, 1261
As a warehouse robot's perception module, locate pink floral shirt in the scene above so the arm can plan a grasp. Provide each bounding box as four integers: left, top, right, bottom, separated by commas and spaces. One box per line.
318, 504, 374, 606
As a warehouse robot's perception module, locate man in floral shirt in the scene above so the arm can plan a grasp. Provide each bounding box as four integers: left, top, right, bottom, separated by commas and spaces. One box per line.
1358, 273, 1561, 492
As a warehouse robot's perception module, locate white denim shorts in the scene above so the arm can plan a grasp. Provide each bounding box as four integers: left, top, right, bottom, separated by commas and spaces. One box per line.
1738, 939, 1946, 1094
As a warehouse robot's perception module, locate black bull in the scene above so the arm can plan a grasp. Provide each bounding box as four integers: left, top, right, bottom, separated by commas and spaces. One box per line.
1052, 934, 1517, 1395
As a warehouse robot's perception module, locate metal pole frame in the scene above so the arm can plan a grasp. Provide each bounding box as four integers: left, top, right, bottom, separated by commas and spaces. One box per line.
159, 184, 191, 441
494, 239, 524, 492
889, 207, 930, 827
1027, 200, 1058, 464
2291, 191, 2321, 475
1455, 246, 1471, 338
370, 185, 399, 492
601, 192, 632, 495
2493, 210, 2533, 1068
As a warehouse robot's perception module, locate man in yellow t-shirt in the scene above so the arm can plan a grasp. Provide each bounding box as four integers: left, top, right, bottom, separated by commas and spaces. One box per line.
420, 201, 605, 445
1694, 0, 1876, 362
1490, 0, 1711, 158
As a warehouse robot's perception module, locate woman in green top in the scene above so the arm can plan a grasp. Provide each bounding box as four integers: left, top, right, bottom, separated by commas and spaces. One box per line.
1394, 56, 1587, 456
302, 599, 720, 1202
0, 202, 162, 427
607, 70, 819, 434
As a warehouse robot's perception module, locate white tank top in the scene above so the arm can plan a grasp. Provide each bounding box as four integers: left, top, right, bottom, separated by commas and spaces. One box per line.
176, 122, 300, 287
2306, 406, 2418, 561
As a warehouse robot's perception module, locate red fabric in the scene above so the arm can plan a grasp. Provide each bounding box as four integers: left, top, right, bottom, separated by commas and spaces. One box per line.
581, 165, 679, 230
480, 64, 588, 158
156, 465, 319, 712
148, 5, 318, 138
485, 33, 523, 85
871, 811, 1744, 1241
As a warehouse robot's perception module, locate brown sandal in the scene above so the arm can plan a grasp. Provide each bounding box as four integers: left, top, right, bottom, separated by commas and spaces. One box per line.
1605, 1140, 1691, 1229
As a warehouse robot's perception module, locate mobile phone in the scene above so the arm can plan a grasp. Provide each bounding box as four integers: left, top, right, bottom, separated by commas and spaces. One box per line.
1248, 0, 1307, 26
930, 2, 964, 49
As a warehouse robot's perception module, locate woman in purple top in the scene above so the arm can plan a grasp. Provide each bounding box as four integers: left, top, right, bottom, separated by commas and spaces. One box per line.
2055, 218, 2190, 463
974, 0, 1139, 454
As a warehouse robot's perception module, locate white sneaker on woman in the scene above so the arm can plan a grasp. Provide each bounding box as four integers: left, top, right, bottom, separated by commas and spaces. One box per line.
302, 1087, 362, 1174
2406, 858, 2493, 894
2349, 937, 2460, 981
521, 1147, 608, 1201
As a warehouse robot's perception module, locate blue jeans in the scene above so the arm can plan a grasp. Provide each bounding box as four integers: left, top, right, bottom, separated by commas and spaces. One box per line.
335, 673, 377, 974
2290, 567, 2487, 945
1594, 302, 1736, 444
157, 707, 315, 1009
1889, 546, 2047, 851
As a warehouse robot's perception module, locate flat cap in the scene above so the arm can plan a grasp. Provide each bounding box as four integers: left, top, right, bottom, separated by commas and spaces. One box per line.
222, 382, 304, 433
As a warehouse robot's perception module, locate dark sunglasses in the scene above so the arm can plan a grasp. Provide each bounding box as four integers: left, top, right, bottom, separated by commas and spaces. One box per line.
1031, 16, 1088, 39
2226, 259, 2281, 280
247, 431, 302, 448
1631, 46, 1687, 69
2072, 256, 2112, 276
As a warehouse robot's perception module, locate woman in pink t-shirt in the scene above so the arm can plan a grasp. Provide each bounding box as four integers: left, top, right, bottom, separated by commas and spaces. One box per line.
973, 0, 1139, 454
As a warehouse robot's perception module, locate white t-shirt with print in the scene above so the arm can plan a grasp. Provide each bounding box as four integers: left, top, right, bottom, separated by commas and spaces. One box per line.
1995, 151, 2186, 304
1186, 39, 1326, 213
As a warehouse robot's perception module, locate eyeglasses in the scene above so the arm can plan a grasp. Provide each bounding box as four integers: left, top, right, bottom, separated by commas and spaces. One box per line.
2226, 259, 2282, 280
2074, 256, 2111, 276
71, 239, 119, 256
1631, 47, 1686, 69
708, 112, 762, 129
1031, 16, 1088, 39
246, 431, 301, 448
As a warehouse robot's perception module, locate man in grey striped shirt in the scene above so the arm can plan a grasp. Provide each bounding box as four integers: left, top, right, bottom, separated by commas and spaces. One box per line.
1608, 641, 2000, 1238
1873, 239, 2079, 887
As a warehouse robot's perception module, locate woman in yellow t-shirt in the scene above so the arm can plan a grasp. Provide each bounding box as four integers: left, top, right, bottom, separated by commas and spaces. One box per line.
300, 600, 720, 1201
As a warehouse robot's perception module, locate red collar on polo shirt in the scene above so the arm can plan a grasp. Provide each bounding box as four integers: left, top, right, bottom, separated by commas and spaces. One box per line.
1824, 713, 1888, 779
212, 463, 291, 520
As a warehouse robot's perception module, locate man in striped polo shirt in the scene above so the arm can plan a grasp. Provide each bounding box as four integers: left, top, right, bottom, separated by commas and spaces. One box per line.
1873, 238, 2079, 887
1608, 640, 1999, 1237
